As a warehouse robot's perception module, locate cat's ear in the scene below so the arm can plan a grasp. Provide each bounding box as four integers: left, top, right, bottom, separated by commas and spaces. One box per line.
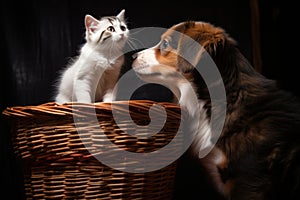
116, 9, 125, 21
85, 14, 100, 34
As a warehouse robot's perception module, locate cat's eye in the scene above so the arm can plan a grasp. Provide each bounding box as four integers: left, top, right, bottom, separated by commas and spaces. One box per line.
107, 26, 115, 32
120, 25, 127, 31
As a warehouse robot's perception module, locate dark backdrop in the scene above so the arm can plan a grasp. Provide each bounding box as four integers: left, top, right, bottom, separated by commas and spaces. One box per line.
1, 0, 297, 199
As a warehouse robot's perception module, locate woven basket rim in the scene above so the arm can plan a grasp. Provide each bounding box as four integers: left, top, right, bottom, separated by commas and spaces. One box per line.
3, 99, 183, 162
2, 100, 182, 119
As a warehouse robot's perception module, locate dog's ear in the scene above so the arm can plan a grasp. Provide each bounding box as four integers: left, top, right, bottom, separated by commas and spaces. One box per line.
177, 22, 228, 73
177, 21, 203, 73
203, 37, 226, 57
177, 36, 206, 73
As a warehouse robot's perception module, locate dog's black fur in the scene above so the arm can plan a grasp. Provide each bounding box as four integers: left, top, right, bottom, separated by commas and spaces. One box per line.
170, 21, 300, 199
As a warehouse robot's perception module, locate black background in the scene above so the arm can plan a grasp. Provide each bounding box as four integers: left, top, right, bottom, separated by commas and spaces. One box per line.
1, 0, 297, 199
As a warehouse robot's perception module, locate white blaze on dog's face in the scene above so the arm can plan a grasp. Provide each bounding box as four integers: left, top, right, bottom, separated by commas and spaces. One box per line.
132, 29, 187, 99
132, 34, 181, 86
132, 21, 228, 85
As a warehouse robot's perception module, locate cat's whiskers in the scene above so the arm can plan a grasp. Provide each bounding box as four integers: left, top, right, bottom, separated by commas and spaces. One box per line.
126, 39, 138, 50
125, 40, 136, 51
127, 37, 146, 50
129, 28, 147, 36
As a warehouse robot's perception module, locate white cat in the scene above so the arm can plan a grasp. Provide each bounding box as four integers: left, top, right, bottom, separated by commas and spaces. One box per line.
55, 9, 128, 104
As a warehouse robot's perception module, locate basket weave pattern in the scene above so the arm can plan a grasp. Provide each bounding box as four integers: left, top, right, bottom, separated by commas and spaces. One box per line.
3, 100, 182, 200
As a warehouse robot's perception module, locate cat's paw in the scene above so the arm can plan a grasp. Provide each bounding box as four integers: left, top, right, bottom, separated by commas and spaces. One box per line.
102, 93, 115, 103
55, 94, 71, 104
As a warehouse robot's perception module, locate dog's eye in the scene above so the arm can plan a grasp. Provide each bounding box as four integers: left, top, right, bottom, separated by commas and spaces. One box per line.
160, 39, 170, 55
160, 39, 169, 50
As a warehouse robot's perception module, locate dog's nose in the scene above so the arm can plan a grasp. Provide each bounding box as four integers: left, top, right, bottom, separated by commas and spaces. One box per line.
132, 52, 138, 60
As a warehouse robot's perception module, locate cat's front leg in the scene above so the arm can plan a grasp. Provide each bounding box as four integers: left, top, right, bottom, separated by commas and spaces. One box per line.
102, 89, 116, 102
55, 93, 71, 104
74, 79, 92, 103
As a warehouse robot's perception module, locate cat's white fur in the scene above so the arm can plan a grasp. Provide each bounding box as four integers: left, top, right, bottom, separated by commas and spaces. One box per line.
55, 9, 128, 104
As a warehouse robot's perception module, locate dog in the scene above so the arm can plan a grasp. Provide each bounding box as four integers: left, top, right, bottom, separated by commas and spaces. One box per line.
132, 21, 300, 199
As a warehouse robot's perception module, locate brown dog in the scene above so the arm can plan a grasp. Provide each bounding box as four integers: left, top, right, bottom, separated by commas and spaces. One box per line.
132, 21, 300, 199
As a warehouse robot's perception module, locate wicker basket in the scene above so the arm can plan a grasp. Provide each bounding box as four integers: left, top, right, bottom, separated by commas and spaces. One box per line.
3, 100, 183, 200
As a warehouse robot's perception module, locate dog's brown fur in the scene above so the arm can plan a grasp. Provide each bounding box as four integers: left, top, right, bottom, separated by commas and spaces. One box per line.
132, 21, 300, 199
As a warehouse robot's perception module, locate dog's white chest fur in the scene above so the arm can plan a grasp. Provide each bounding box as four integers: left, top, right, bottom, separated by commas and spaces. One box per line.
178, 82, 213, 157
